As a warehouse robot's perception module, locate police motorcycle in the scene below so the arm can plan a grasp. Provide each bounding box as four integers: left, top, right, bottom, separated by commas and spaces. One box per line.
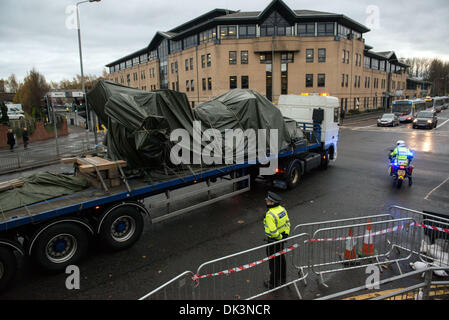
388, 150, 414, 189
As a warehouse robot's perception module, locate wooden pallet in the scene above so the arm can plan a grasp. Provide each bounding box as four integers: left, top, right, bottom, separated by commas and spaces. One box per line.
0, 179, 24, 192
61, 156, 127, 190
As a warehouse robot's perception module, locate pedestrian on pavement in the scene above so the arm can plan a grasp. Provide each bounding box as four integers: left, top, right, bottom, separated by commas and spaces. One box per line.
263, 191, 291, 289
7, 128, 15, 152
22, 127, 29, 149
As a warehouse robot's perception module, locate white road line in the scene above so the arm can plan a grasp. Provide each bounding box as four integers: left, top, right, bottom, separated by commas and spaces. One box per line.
425, 175, 449, 200
437, 119, 449, 129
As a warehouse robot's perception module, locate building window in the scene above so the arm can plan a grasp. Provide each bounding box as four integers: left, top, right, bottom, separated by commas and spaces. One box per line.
202, 78, 206, 91
185, 59, 189, 71
364, 56, 371, 68
306, 49, 314, 63
201, 55, 206, 68
306, 74, 313, 88
260, 53, 272, 64
346, 74, 348, 87
208, 77, 212, 90
230, 76, 237, 89
220, 25, 237, 39
229, 51, 237, 64
318, 74, 326, 87
207, 53, 211, 67
281, 64, 288, 94
317, 22, 334, 36
281, 52, 294, 64
241, 76, 249, 89
186, 80, 189, 91
183, 35, 198, 49
318, 48, 326, 62
341, 74, 345, 88
190, 58, 193, 70
297, 23, 315, 37
191, 80, 194, 92
260, 25, 275, 37
241, 51, 248, 64
239, 25, 256, 39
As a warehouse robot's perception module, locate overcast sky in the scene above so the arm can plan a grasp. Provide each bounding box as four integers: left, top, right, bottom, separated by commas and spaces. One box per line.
0, 0, 448, 84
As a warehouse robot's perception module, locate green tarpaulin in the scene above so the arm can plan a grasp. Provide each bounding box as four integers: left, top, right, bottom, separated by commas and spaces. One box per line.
0, 172, 89, 212
87, 80, 294, 172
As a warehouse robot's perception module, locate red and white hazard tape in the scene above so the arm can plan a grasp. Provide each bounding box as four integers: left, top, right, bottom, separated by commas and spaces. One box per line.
412, 222, 449, 234
307, 224, 407, 243
191, 243, 299, 282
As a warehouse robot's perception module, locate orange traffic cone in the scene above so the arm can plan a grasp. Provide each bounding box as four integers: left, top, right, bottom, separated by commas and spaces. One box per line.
344, 227, 357, 261
358, 221, 377, 258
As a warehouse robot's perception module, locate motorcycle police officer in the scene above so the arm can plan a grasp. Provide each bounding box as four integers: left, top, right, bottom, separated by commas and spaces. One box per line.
263, 191, 291, 288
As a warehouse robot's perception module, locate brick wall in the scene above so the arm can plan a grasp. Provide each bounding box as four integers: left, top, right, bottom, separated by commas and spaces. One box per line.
0, 119, 68, 148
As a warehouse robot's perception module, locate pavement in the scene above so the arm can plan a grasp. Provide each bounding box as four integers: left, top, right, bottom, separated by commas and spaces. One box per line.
0, 125, 104, 175
1, 109, 449, 300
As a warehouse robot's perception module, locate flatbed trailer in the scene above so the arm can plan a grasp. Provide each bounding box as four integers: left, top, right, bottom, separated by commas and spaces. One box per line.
0, 123, 327, 293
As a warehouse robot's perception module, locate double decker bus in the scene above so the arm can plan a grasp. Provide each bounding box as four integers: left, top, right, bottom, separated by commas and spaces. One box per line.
391, 99, 427, 122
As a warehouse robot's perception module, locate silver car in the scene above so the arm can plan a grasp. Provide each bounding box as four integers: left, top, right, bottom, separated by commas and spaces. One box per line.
377, 113, 399, 127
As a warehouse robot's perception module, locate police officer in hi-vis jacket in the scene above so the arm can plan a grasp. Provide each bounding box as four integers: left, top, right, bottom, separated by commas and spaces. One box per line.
263, 191, 291, 289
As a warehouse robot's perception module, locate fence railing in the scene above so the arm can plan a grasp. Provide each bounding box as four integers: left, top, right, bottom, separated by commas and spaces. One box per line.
317, 266, 449, 300
138, 208, 448, 300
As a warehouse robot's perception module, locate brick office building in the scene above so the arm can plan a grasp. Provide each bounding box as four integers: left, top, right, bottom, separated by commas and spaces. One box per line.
106, 0, 417, 112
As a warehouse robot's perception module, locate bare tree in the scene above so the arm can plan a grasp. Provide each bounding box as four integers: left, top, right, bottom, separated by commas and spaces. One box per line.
7, 74, 19, 93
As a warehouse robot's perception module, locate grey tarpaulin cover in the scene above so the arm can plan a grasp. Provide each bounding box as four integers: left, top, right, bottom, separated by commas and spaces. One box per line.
0, 172, 89, 212
87, 80, 294, 171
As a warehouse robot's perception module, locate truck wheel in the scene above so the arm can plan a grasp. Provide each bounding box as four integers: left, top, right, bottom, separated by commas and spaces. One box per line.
31, 222, 89, 272
98, 205, 144, 252
0, 247, 17, 293
286, 162, 301, 189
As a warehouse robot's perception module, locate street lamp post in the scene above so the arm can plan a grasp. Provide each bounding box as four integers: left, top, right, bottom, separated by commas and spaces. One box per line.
76, 0, 100, 147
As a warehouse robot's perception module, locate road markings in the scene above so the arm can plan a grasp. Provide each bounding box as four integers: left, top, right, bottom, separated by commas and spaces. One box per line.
425, 175, 449, 200
437, 119, 449, 129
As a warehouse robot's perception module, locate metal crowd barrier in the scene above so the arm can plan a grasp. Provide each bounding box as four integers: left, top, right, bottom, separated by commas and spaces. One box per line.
389, 206, 449, 269
139, 207, 449, 300
317, 266, 449, 300
139, 271, 197, 300
139, 233, 310, 300
294, 215, 418, 287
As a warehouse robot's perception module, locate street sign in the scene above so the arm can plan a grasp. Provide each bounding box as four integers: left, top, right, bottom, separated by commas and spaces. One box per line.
49, 92, 66, 98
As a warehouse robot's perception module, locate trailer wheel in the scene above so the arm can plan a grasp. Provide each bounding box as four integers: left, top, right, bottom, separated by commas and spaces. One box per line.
0, 246, 17, 293
98, 205, 144, 252
31, 222, 89, 272
286, 162, 301, 189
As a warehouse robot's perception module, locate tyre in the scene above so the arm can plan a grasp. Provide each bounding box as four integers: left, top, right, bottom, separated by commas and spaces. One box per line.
31, 222, 89, 272
98, 205, 144, 252
0, 247, 17, 293
285, 162, 301, 190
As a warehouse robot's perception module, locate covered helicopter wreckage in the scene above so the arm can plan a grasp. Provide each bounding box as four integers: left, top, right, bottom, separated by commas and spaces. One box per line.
87, 81, 300, 174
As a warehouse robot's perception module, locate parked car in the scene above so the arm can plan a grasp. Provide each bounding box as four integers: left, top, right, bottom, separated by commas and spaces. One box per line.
377, 113, 400, 127
413, 111, 438, 129
6, 105, 25, 120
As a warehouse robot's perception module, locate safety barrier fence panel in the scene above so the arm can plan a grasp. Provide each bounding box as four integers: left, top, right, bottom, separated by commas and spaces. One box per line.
139, 271, 197, 300
139, 234, 310, 300
292, 214, 395, 277
389, 206, 449, 269
316, 267, 449, 300
193, 233, 310, 300
307, 218, 418, 286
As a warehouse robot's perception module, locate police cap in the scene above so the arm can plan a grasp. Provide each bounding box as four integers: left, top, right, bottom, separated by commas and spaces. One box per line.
265, 191, 282, 204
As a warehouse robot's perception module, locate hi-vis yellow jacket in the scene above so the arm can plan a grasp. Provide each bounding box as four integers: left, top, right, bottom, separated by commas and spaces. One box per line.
264, 205, 290, 240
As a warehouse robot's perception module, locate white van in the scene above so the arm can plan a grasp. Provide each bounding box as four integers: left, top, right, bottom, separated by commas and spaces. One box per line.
278, 94, 340, 161
6, 104, 25, 120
